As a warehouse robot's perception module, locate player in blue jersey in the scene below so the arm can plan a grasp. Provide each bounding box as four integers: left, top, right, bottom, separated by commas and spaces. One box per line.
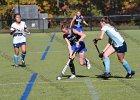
61, 22, 91, 79
10, 13, 30, 67
93, 17, 135, 79
70, 11, 88, 32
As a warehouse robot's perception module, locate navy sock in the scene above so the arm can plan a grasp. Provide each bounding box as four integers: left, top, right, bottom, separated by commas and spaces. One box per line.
84, 59, 87, 65
21, 52, 26, 61
69, 63, 76, 75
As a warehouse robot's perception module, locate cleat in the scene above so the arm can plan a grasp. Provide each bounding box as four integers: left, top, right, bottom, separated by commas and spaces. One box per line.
85, 58, 91, 69
14, 64, 19, 67
125, 70, 135, 78
99, 72, 111, 79
69, 74, 76, 79
21, 60, 26, 67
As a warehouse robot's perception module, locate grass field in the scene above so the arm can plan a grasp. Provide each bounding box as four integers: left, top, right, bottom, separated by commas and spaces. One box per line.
0, 30, 140, 100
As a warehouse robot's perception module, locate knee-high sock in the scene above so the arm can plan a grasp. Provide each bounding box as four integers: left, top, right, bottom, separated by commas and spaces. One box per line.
122, 61, 132, 74
14, 54, 18, 65
104, 57, 110, 73
69, 63, 76, 75
84, 58, 87, 65
21, 52, 26, 61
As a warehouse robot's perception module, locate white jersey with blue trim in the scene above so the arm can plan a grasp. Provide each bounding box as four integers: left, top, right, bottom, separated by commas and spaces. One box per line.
101, 24, 124, 47
10, 21, 27, 44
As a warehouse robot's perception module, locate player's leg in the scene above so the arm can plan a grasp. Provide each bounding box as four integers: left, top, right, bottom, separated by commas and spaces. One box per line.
79, 41, 91, 69
21, 43, 26, 66
79, 51, 91, 69
117, 53, 135, 78
116, 42, 135, 78
69, 46, 76, 79
102, 45, 115, 78
79, 51, 84, 65
14, 46, 19, 67
69, 59, 76, 79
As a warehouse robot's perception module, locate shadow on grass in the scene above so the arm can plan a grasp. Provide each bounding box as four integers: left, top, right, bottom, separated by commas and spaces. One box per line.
11, 64, 29, 67
62, 74, 89, 78
58, 74, 90, 80
94, 74, 124, 80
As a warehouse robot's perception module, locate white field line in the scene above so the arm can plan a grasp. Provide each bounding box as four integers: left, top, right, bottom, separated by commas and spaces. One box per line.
0, 94, 11, 97
84, 79, 99, 100
0, 79, 139, 97
28, 51, 66, 54
0, 78, 139, 86
0, 81, 83, 86
28, 48, 140, 54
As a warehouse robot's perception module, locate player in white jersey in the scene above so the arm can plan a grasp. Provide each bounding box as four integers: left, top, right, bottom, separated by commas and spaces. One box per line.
10, 13, 30, 67
93, 17, 135, 78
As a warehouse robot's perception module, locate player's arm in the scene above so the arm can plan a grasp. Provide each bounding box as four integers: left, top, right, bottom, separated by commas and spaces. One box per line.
93, 30, 105, 44
73, 29, 86, 47
96, 30, 105, 40
63, 35, 72, 56
65, 37, 76, 59
25, 28, 30, 35
24, 24, 30, 35
94, 31, 110, 58
10, 27, 16, 35
82, 16, 88, 26
70, 16, 76, 28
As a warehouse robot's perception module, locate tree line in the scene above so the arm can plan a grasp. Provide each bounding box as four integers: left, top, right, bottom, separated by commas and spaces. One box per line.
0, 0, 140, 19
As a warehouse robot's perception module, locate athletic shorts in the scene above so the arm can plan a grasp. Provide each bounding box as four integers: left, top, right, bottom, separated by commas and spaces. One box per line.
74, 26, 82, 32
13, 42, 26, 48
71, 41, 87, 53
112, 42, 127, 53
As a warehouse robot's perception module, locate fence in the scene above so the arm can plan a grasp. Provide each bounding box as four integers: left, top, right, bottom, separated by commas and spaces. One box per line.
0, 14, 140, 34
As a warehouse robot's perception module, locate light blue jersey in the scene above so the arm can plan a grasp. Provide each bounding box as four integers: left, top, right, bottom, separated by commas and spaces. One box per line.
101, 24, 124, 47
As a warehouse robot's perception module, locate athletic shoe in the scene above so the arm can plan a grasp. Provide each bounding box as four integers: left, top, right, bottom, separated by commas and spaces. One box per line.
69, 74, 76, 79
21, 60, 26, 67
125, 70, 135, 78
99, 72, 111, 78
85, 58, 91, 69
14, 64, 19, 67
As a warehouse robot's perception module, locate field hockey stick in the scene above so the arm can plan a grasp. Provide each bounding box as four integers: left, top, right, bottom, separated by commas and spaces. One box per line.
11, 27, 30, 35
93, 41, 105, 67
10, 27, 19, 35
56, 48, 78, 80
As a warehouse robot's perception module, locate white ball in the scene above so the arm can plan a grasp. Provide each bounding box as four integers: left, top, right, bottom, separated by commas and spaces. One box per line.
57, 77, 61, 80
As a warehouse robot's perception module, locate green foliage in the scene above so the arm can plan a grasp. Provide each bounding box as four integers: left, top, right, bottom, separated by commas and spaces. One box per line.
92, 5, 103, 16
128, 20, 136, 26
0, 0, 140, 18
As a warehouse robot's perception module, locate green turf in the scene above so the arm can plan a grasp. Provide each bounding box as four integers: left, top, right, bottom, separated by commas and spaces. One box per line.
0, 30, 140, 100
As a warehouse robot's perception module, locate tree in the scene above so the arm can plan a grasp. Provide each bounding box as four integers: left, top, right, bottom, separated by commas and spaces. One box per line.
0, 0, 140, 19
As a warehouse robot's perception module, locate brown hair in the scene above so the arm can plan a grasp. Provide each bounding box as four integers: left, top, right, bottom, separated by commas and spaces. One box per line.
60, 21, 69, 30
100, 16, 114, 26
14, 13, 21, 19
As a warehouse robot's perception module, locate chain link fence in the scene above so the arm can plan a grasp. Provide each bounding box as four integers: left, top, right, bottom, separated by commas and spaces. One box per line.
0, 14, 140, 34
